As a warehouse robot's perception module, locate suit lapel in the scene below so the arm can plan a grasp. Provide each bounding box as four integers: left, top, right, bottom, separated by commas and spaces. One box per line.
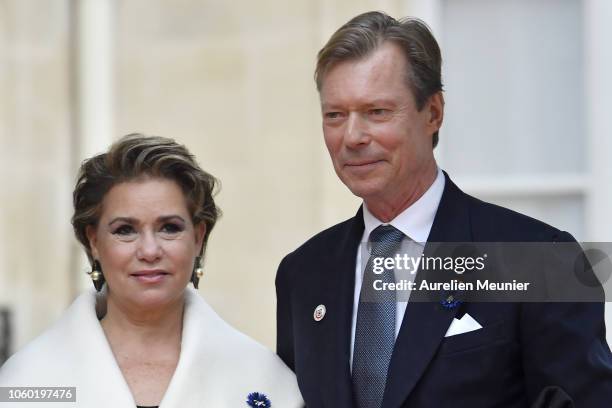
383, 173, 474, 408
319, 207, 364, 407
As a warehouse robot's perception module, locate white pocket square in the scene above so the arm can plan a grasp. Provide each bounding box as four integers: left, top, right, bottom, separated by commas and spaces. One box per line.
444, 313, 483, 337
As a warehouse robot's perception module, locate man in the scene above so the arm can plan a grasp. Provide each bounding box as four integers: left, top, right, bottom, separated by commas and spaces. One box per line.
276, 11, 612, 408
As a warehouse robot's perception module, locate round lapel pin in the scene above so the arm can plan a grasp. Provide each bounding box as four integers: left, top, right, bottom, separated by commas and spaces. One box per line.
313, 304, 326, 322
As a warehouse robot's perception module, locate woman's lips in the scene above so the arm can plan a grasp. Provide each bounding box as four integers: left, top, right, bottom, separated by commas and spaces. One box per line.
130, 270, 169, 284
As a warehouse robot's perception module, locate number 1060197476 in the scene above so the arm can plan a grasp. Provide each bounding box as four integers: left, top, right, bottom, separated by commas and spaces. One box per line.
0, 386, 76, 402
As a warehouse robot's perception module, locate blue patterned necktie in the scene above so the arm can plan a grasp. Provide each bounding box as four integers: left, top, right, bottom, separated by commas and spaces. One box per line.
352, 225, 404, 408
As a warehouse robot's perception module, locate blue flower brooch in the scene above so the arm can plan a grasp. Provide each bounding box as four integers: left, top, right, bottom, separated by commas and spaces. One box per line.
246, 392, 271, 408
440, 293, 462, 310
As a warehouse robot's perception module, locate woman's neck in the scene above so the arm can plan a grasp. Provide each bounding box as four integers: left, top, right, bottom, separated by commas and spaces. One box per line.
101, 293, 184, 353
100, 293, 184, 407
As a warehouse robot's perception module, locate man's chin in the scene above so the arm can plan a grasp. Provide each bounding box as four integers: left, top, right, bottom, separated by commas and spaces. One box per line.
344, 180, 385, 200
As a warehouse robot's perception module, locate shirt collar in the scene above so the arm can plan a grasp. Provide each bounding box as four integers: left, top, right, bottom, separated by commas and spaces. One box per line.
362, 167, 445, 244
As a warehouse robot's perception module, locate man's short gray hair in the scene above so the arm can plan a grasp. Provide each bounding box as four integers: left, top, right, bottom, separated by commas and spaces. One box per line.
315, 11, 443, 147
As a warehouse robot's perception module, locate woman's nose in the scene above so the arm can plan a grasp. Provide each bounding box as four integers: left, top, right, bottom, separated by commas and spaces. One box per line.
136, 231, 162, 262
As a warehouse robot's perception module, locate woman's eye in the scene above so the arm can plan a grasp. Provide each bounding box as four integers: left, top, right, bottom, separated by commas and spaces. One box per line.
161, 223, 184, 234
112, 225, 135, 236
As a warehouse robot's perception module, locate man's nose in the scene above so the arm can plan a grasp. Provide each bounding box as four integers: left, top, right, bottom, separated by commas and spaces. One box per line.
344, 112, 370, 148
137, 231, 162, 262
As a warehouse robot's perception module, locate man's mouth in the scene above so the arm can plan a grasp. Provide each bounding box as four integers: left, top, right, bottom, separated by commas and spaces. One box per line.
345, 160, 383, 169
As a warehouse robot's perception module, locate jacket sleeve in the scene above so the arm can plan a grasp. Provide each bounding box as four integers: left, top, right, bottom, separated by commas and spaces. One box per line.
521, 301, 612, 405
276, 253, 296, 372
521, 231, 612, 406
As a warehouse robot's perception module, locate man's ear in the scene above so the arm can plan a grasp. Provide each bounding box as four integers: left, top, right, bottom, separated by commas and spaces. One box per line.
427, 91, 445, 134
86, 225, 99, 260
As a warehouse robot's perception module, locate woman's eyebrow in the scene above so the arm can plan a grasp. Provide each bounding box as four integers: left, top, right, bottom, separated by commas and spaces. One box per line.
108, 216, 137, 226
158, 215, 186, 223
108, 215, 186, 226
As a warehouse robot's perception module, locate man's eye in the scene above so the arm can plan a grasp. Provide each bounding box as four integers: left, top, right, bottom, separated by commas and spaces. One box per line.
112, 225, 135, 236
369, 108, 389, 116
324, 112, 343, 119
161, 223, 184, 234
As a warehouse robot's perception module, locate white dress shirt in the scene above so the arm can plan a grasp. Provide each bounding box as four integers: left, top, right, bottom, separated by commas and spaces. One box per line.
350, 168, 445, 368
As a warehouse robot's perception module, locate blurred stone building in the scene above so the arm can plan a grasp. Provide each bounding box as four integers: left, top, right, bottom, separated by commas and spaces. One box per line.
1, 0, 611, 364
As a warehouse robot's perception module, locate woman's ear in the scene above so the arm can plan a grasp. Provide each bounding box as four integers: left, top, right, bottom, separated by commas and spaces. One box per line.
195, 223, 206, 252
86, 225, 99, 260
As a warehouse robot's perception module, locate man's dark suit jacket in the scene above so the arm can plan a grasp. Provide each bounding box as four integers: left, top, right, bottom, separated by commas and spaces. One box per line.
276, 172, 612, 407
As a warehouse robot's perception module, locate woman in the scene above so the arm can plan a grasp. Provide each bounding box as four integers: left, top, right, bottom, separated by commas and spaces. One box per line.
0, 134, 303, 407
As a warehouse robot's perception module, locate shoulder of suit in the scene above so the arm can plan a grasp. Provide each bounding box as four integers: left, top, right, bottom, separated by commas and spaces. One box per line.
282, 216, 356, 263
464, 193, 573, 242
